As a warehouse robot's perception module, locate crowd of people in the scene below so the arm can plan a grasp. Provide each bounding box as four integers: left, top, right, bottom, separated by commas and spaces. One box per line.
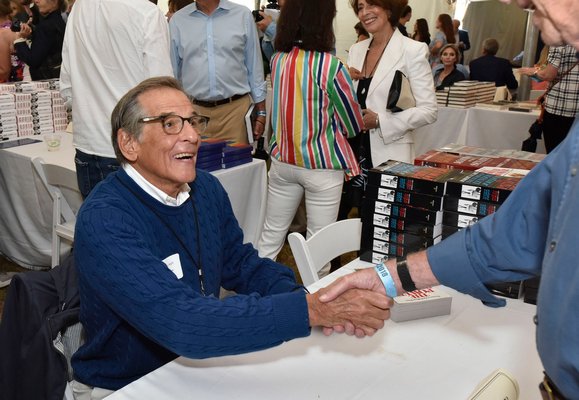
0, 0, 578, 398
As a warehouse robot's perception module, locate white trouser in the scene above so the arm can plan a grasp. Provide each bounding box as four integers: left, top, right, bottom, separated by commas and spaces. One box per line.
258, 158, 344, 262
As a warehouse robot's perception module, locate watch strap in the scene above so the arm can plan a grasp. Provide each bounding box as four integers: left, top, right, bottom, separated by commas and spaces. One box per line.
396, 258, 417, 292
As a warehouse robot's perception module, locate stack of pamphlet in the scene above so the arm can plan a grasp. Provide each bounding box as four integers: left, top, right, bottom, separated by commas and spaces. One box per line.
197, 138, 227, 172
360, 160, 454, 263
222, 143, 253, 169
391, 286, 452, 322
436, 81, 496, 108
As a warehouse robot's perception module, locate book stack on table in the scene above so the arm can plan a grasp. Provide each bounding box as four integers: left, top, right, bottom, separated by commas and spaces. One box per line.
222, 143, 253, 169
0, 93, 18, 140
196, 138, 227, 172
436, 81, 496, 108
360, 160, 455, 264
197, 139, 254, 172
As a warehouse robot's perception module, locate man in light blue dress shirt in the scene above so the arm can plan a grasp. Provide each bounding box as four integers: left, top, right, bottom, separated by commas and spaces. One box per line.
169, 0, 267, 144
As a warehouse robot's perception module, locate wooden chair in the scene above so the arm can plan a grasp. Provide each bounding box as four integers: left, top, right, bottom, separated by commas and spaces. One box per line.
32, 158, 83, 268
288, 218, 362, 287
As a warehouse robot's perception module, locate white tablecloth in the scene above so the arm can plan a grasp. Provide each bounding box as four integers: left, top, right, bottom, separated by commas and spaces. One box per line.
0, 133, 267, 268
108, 259, 542, 400
414, 106, 546, 157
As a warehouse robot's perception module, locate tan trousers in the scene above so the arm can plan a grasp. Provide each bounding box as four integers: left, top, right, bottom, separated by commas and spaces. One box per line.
195, 94, 252, 144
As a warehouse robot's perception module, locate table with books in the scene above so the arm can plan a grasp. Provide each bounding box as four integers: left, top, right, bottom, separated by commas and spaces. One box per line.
0, 134, 267, 268
106, 256, 542, 400
414, 82, 545, 156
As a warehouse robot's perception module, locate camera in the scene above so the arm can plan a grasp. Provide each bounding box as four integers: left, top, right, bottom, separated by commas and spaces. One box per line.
265, 0, 279, 9
252, 10, 264, 22
10, 20, 34, 33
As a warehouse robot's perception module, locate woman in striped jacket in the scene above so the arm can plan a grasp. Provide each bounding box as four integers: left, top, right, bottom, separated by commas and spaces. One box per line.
257, 0, 364, 266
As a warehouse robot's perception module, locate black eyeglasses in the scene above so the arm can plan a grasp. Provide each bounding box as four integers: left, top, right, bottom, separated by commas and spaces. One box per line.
138, 114, 210, 135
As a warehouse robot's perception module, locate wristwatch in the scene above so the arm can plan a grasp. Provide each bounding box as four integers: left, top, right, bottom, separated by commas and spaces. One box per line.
396, 257, 417, 292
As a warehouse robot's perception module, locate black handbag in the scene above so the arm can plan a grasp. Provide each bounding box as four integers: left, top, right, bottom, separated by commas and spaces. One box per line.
387, 70, 416, 113
522, 120, 543, 152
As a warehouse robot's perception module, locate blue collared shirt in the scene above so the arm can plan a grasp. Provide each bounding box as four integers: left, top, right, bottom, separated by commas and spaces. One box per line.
428, 117, 579, 397
169, 0, 266, 103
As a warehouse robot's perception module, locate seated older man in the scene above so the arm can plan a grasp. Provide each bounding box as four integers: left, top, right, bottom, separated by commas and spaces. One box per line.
71, 76, 391, 398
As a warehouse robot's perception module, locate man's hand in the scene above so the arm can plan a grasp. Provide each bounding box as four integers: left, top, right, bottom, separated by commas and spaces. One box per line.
307, 288, 392, 338
256, 12, 273, 32
318, 268, 385, 303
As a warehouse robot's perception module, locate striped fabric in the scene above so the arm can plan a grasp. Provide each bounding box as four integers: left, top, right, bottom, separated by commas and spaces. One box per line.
269, 47, 364, 179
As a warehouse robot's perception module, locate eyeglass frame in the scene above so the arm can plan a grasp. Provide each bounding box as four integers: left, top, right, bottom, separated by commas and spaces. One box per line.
137, 113, 210, 135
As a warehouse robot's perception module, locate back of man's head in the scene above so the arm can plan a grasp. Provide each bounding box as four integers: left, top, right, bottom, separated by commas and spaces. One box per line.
482, 38, 499, 56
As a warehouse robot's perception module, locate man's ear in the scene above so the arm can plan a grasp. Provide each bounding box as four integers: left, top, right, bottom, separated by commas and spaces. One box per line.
117, 129, 139, 162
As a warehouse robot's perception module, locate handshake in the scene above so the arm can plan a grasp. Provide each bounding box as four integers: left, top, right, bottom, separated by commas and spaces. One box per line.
306, 266, 395, 338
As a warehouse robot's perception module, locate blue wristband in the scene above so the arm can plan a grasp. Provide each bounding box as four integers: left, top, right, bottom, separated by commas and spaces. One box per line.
375, 261, 398, 298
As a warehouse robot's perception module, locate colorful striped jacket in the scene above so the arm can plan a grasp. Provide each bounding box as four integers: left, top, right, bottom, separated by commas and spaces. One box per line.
269, 47, 364, 179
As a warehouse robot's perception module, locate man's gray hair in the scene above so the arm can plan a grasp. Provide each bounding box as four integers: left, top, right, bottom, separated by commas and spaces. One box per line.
110, 76, 188, 164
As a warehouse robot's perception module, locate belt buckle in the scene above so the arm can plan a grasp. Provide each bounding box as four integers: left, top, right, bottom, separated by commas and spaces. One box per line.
540, 376, 555, 400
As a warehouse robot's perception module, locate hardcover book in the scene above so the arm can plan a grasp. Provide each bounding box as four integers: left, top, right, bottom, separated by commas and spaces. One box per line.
442, 210, 483, 228
414, 150, 537, 171
368, 160, 457, 196
361, 223, 441, 248
365, 185, 443, 211
391, 287, 452, 322
444, 171, 521, 204
443, 196, 501, 216
361, 212, 442, 238
437, 143, 546, 163
363, 198, 443, 225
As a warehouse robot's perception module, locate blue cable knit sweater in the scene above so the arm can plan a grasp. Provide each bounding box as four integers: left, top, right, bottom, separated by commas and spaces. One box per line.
72, 169, 310, 390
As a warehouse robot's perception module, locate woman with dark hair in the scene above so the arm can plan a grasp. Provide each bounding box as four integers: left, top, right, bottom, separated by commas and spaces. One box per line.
412, 18, 430, 45
257, 0, 364, 266
13, 0, 65, 80
429, 13, 455, 67
432, 44, 465, 90
354, 21, 369, 42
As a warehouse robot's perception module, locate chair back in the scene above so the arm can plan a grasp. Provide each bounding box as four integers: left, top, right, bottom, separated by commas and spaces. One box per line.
288, 218, 362, 287
32, 157, 83, 267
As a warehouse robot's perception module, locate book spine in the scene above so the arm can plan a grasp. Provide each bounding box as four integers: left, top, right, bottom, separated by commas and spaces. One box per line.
444, 181, 511, 204
365, 185, 443, 211
362, 198, 442, 225
442, 195, 501, 216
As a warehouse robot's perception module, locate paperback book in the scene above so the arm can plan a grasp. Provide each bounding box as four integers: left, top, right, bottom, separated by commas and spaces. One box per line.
365, 185, 443, 211
363, 198, 443, 225
444, 170, 521, 204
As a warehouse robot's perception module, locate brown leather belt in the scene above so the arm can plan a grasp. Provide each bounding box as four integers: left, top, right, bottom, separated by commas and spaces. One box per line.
192, 93, 247, 108
539, 373, 567, 400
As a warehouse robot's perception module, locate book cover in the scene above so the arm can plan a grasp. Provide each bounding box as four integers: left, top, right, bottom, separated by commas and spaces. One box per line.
391, 287, 452, 322
444, 171, 521, 204
368, 160, 456, 196
363, 198, 443, 225
475, 166, 529, 178
441, 225, 460, 239
443, 195, 501, 216
222, 157, 252, 169
223, 143, 253, 157
360, 237, 438, 262
365, 185, 443, 211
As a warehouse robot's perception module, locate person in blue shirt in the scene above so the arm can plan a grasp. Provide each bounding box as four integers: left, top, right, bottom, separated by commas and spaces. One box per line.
169, 0, 267, 144
318, 0, 579, 397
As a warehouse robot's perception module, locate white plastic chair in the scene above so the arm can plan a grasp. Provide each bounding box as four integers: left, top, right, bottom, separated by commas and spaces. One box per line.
32, 157, 83, 268
288, 218, 362, 287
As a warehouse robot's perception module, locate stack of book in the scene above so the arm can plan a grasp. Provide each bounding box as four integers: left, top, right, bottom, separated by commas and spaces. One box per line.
360, 160, 452, 263
391, 286, 452, 322
437, 143, 546, 163
436, 81, 496, 108
197, 138, 227, 172
222, 143, 253, 169
0, 93, 18, 140
441, 169, 523, 238
414, 150, 539, 171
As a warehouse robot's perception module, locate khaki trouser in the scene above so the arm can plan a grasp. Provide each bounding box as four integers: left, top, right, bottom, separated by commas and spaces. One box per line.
195, 94, 252, 144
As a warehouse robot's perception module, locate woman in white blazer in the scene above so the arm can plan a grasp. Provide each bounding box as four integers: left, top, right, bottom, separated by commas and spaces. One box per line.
347, 0, 437, 166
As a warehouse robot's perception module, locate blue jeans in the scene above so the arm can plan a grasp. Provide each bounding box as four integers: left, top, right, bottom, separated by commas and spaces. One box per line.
74, 150, 120, 199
